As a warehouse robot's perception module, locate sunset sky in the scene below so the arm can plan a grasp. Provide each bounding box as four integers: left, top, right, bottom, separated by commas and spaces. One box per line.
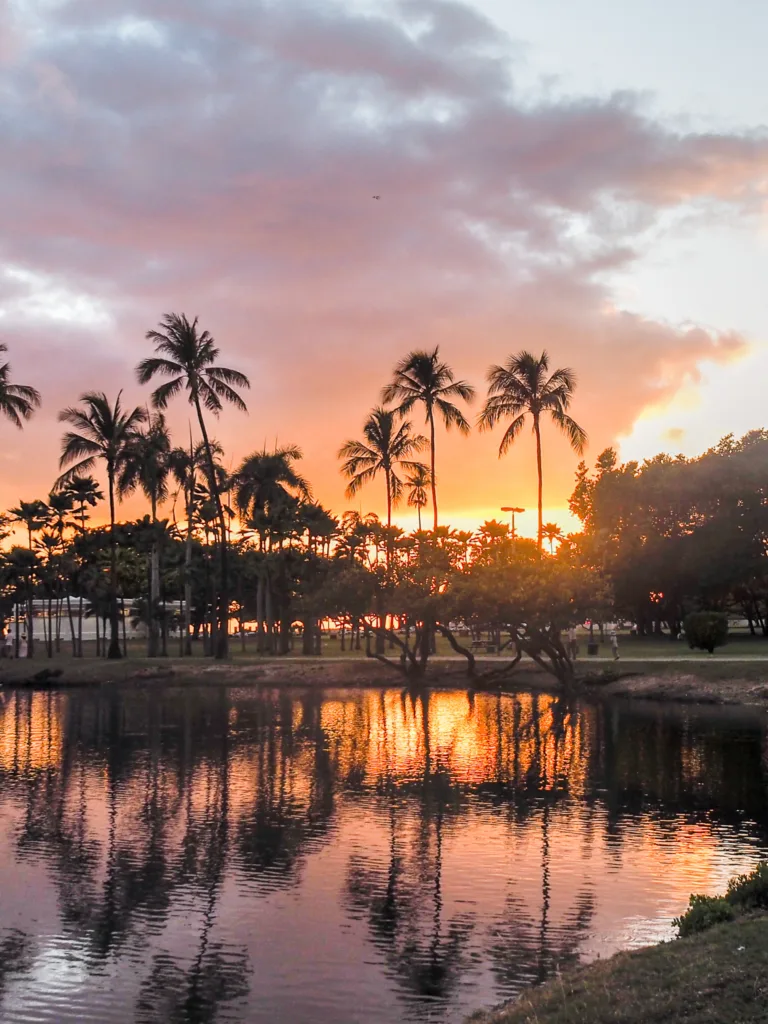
2, 0, 768, 538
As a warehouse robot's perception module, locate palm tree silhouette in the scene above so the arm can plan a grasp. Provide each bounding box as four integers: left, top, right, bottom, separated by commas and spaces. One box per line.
479, 350, 586, 551
382, 347, 474, 531
542, 522, 563, 555
0, 343, 41, 428
119, 413, 172, 656
137, 313, 250, 659
56, 391, 147, 659
62, 475, 104, 656
169, 437, 224, 655
405, 464, 431, 531
8, 499, 49, 656
338, 408, 426, 561
233, 445, 311, 522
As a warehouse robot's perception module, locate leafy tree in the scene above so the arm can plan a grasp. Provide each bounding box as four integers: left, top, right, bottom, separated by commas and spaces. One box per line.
382, 347, 474, 531
479, 350, 586, 551
684, 611, 728, 654
138, 312, 250, 658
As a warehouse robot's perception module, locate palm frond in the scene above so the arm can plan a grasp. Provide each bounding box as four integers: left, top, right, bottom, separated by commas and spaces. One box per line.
550, 409, 588, 454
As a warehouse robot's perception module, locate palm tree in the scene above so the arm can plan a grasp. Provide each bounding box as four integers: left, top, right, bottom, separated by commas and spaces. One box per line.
542, 522, 563, 555
56, 392, 147, 659
233, 446, 311, 524
382, 347, 474, 531
45, 491, 75, 653
0, 343, 41, 428
137, 313, 250, 659
119, 413, 172, 656
62, 475, 103, 656
8, 499, 49, 657
404, 465, 431, 531
338, 407, 427, 553
479, 351, 587, 551
169, 436, 224, 655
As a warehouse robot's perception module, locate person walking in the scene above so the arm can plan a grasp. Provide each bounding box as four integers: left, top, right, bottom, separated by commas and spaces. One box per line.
610, 628, 619, 661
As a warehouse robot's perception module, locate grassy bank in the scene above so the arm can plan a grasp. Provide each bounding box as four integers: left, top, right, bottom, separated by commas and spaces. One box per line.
469, 913, 768, 1024
0, 650, 767, 707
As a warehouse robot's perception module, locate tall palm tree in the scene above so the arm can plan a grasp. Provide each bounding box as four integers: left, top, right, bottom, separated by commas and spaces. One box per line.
119, 413, 172, 656
338, 408, 427, 563
62, 475, 103, 656
542, 522, 563, 555
382, 347, 474, 531
56, 392, 147, 659
479, 351, 587, 551
137, 313, 250, 659
0, 343, 41, 428
8, 499, 49, 657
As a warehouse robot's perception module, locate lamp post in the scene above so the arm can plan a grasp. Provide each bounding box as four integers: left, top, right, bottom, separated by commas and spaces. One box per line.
501, 506, 525, 541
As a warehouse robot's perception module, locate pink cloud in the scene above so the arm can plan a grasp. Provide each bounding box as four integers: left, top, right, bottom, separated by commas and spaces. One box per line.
0, 0, 765, 521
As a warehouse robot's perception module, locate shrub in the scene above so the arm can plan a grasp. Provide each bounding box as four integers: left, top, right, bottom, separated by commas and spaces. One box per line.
725, 861, 768, 911
683, 611, 728, 654
673, 894, 734, 937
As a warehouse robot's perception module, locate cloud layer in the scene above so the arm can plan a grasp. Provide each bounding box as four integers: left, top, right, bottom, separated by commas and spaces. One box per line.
1, 0, 766, 521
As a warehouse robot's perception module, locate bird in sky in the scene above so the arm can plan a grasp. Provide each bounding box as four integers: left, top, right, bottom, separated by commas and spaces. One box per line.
372, 195, 380, 199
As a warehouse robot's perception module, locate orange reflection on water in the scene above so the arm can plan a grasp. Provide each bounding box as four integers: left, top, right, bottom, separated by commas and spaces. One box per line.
0, 691, 64, 773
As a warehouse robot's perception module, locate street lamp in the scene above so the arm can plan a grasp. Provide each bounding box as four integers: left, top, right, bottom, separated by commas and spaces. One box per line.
501, 506, 525, 540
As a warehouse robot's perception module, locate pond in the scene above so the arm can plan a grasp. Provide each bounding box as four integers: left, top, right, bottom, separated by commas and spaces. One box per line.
0, 684, 765, 1023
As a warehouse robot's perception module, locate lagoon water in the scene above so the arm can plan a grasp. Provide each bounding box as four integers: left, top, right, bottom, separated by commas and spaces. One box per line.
0, 684, 765, 1023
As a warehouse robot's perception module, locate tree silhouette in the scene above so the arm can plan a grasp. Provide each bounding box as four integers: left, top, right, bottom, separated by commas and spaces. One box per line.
138, 313, 250, 659
382, 347, 474, 531
479, 350, 586, 551
120, 413, 172, 656
0, 343, 41, 428
56, 391, 147, 658
338, 407, 427, 560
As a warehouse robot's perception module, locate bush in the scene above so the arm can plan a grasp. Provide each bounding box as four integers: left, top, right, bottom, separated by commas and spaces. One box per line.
674, 895, 734, 937
725, 861, 768, 911
683, 611, 728, 654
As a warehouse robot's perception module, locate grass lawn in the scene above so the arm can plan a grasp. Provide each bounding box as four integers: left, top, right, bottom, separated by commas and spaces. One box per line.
469, 914, 768, 1024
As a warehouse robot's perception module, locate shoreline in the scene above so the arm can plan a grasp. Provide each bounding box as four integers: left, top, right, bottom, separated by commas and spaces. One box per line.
468, 913, 768, 1024
0, 655, 766, 709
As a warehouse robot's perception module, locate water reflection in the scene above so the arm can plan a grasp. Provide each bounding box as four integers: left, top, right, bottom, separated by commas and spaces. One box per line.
0, 686, 764, 1023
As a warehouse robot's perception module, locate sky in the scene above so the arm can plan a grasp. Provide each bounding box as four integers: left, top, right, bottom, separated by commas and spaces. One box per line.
1, 0, 767, 539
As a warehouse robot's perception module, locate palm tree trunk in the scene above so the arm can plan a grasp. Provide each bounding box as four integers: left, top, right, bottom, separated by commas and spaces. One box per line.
47, 591, 53, 658
193, 396, 229, 659
65, 591, 77, 657
385, 470, 392, 567
26, 525, 34, 659
78, 506, 85, 657
534, 413, 543, 553
428, 407, 438, 532
417, 504, 422, 531
183, 479, 193, 656
148, 494, 160, 658
107, 468, 122, 660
